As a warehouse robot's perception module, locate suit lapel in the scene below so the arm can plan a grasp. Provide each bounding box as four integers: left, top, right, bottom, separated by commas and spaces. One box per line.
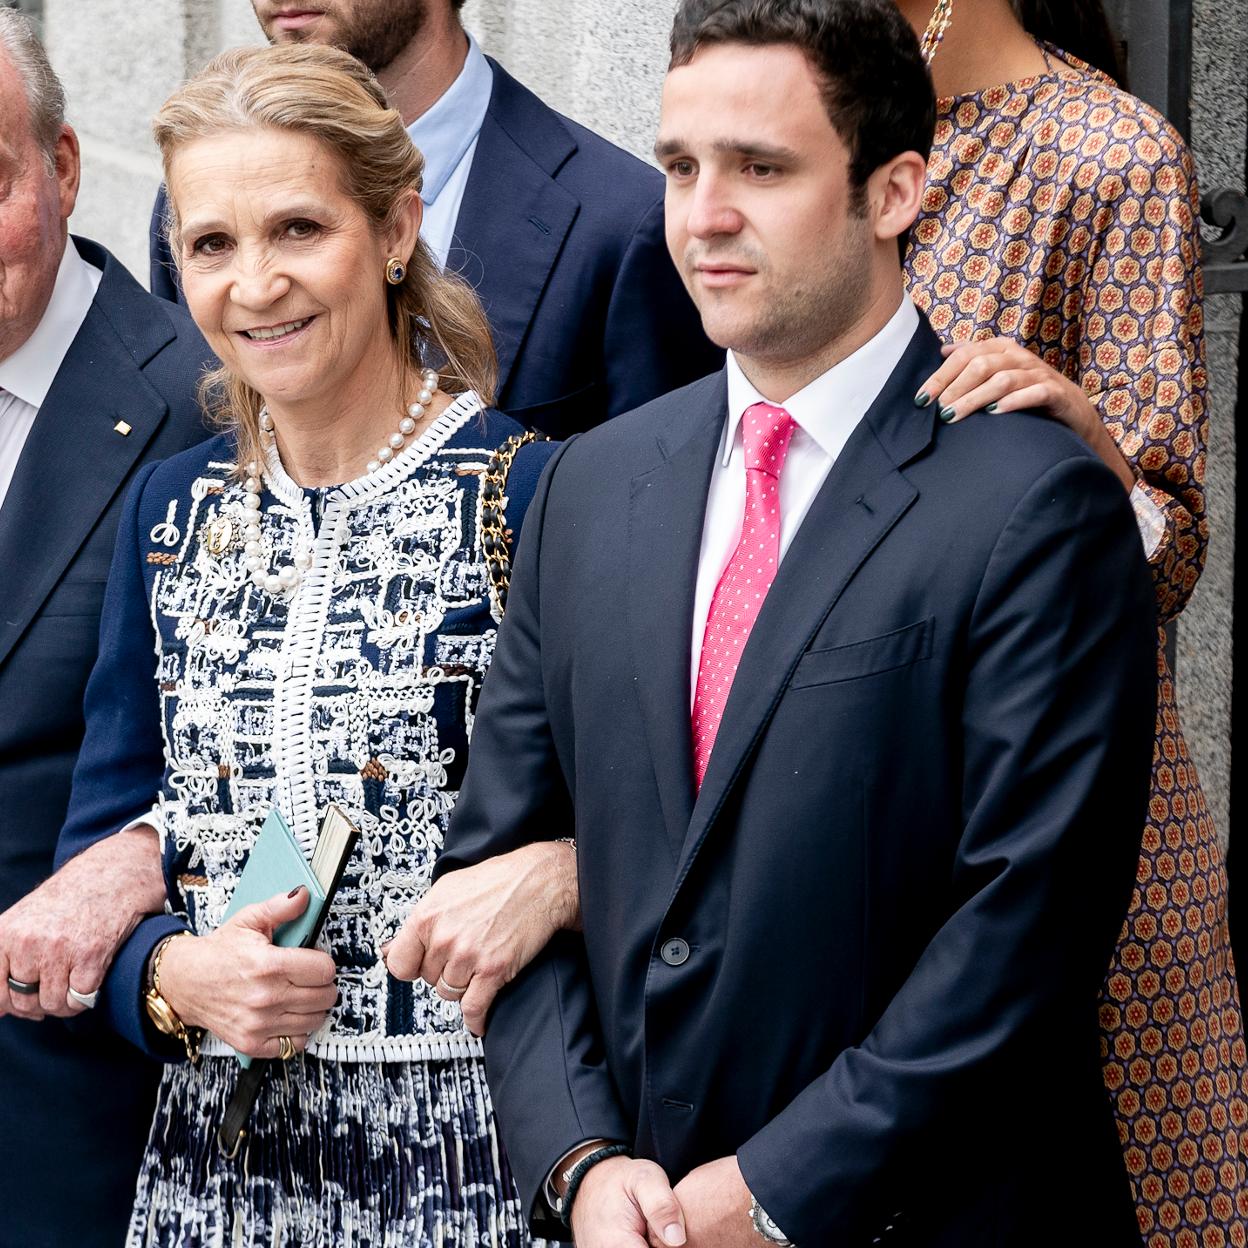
627, 375, 728, 857
0, 255, 172, 671
676, 322, 942, 883
446, 61, 579, 401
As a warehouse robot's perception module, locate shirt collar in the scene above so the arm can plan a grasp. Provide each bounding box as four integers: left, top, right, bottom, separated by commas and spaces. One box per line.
0, 237, 103, 410
407, 33, 493, 207
722, 295, 920, 466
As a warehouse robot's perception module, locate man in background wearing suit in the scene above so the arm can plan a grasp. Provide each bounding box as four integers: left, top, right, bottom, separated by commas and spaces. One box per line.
438, 1, 1157, 1245
0, 13, 213, 1246
149, 0, 722, 438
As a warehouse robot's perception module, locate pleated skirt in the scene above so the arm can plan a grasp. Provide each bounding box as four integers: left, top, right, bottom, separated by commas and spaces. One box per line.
126, 1053, 551, 1248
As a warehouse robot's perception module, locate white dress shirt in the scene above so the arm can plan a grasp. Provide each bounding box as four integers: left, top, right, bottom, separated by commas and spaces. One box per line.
408, 34, 493, 269
690, 296, 920, 699
0, 238, 102, 514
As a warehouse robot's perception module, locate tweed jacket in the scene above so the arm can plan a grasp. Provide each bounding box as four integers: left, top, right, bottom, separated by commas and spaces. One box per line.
57, 399, 557, 1061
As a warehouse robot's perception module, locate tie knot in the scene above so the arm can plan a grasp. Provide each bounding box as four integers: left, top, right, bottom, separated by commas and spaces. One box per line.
741, 402, 795, 476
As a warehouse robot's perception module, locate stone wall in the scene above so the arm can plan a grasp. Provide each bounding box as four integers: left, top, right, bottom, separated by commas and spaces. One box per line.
45, 0, 1240, 836
1184, 0, 1243, 841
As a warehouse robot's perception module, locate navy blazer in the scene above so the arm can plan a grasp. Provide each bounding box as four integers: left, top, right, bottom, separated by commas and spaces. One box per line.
0, 238, 213, 1247
439, 320, 1157, 1246
149, 58, 722, 439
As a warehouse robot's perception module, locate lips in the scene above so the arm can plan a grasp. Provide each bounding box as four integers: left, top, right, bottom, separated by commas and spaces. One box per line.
271, 9, 325, 31
695, 266, 755, 288
238, 316, 314, 343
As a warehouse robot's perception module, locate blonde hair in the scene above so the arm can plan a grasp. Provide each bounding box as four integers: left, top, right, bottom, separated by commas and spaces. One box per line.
152, 43, 497, 474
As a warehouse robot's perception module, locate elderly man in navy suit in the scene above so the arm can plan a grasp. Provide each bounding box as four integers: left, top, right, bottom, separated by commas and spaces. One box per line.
0, 13, 213, 1246
148, 0, 722, 438
435, 1, 1157, 1245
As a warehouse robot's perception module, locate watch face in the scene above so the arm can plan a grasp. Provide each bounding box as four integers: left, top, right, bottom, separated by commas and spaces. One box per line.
144, 990, 179, 1036
750, 1199, 791, 1245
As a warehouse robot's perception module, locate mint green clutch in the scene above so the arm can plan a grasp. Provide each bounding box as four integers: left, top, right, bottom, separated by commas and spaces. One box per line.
222, 808, 327, 1067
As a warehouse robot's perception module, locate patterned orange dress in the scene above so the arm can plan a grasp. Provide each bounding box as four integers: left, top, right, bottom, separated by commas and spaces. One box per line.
904, 46, 1246, 1248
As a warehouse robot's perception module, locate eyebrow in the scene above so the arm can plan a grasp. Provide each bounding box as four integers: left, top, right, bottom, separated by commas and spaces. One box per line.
178, 201, 330, 238
653, 138, 801, 164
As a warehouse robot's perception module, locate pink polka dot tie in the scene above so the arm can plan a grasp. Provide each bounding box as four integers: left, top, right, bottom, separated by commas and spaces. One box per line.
692, 402, 796, 789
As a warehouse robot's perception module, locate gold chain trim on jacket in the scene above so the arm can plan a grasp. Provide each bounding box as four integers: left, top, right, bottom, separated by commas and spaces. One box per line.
481, 430, 541, 618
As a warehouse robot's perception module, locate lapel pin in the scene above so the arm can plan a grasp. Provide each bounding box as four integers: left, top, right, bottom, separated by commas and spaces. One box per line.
114, 420, 132, 436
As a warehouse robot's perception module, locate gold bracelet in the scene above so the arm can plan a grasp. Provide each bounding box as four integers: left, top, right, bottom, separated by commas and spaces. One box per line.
145, 931, 201, 1064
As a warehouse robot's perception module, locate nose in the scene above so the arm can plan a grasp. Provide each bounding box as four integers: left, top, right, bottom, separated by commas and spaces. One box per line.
228, 244, 291, 312
682, 170, 743, 241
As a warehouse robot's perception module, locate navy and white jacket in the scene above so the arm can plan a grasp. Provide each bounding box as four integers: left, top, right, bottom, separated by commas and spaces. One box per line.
57, 397, 558, 1061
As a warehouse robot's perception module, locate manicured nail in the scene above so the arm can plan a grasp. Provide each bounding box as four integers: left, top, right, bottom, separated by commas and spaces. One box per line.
663, 1225, 686, 1246
914, 390, 931, 408
939, 405, 956, 423
287, 885, 304, 898
986, 401, 999, 413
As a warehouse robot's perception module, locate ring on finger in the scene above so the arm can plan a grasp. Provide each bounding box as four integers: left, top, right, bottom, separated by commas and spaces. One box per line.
436, 974, 470, 1002
67, 986, 99, 1009
6, 976, 39, 996
276, 1034, 296, 1061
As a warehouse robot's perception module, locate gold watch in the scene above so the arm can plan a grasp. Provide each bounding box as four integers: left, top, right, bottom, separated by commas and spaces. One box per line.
144, 932, 202, 1064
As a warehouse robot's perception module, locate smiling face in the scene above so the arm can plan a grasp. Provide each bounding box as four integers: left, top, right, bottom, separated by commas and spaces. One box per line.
0, 52, 78, 363
251, 0, 433, 71
169, 126, 414, 419
656, 41, 879, 376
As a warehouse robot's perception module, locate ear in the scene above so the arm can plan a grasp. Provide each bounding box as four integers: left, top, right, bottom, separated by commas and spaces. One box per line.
866, 150, 927, 243
383, 187, 423, 265
53, 124, 81, 221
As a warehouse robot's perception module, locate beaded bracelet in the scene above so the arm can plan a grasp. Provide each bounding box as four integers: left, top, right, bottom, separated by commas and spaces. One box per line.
556, 1143, 631, 1226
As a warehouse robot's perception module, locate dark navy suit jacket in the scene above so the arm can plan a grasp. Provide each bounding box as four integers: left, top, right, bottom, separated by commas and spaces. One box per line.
439, 321, 1156, 1246
149, 58, 722, 439
0, 238, 213, 1248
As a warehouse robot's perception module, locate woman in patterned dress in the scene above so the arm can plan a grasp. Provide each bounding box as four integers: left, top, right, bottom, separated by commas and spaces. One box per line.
897, 2, 1245, 1243
58, 43, 569, 1247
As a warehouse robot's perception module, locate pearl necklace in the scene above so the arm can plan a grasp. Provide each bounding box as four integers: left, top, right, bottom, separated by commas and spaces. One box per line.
242, 368, 441, 597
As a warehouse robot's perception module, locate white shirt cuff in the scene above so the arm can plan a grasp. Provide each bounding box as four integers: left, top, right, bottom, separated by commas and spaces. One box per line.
117, 805, 164, 839
1129, 482, 1166, 560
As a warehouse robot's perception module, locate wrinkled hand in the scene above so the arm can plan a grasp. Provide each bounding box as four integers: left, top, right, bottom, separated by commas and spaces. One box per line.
916, 338, 1134, 490
384, 840, 579, 1035
571, 1156, 687, 1248
670, 1156, 757, 1248
0, 825, 166, 1020
158, 886, 337, 1060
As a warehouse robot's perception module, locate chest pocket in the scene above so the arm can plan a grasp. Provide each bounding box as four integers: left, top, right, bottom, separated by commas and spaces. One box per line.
789, 617, 934, 690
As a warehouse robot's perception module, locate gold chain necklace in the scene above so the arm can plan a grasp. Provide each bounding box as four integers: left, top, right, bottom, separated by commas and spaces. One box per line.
920, 0, 955, 65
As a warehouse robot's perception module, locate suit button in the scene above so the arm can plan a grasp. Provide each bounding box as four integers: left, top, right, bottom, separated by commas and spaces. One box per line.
660, 938, 690, 966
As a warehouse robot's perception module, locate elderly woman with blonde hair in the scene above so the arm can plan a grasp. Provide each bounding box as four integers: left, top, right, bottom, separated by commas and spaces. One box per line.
54, 42, 570, 1247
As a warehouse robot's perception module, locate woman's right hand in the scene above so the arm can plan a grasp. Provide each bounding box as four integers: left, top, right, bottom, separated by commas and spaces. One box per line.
157, 886, 337, 1060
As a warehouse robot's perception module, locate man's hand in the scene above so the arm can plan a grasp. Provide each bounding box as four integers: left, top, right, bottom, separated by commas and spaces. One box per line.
0, 825, 166, 1020
384, 840, 579, 1035
672, 1156, 758, 1248
570, 1156, 687, 1248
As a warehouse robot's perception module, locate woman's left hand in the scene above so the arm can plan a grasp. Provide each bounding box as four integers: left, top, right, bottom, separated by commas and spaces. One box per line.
384, 841, 579, 1036
915, 338, 1134, 490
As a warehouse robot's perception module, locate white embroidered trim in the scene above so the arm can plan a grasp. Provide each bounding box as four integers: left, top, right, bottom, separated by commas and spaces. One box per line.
199, 1030, 485, 1062
263, 393, 482, 853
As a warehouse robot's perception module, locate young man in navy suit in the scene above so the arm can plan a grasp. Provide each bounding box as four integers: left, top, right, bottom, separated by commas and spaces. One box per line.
436, 1, 1156, 1244
0, 13, 213, 1247
148, 0, 722, 438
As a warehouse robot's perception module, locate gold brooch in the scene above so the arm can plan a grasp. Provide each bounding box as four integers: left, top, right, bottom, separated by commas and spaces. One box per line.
203, 516, 234, 556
